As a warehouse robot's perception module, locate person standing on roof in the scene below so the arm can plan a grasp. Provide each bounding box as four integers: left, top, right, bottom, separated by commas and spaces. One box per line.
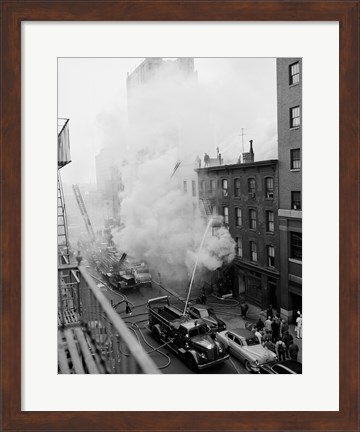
204, 153, 210, 167
195, 155, 201, 168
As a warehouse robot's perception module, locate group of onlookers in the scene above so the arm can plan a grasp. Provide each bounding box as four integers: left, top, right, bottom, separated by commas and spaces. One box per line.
250, 308, 301, 362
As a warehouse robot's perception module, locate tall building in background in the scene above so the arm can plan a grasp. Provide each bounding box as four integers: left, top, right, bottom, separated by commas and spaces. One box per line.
95, 147, 123, 226
276, 58, 302, 322
127, 57, 197, 123
126, 58, 200, 215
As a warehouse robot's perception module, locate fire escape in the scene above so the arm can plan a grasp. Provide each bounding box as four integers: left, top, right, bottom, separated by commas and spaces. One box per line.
57, 119, 159, 374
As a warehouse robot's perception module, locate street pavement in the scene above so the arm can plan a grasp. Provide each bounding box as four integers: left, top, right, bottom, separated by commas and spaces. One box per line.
86, 265, 301, 371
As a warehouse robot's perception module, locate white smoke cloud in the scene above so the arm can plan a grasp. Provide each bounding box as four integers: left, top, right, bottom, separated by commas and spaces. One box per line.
110, 59, 236, 283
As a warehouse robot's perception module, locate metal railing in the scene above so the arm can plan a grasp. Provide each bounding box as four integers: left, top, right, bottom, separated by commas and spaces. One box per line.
58, 262, 160, 374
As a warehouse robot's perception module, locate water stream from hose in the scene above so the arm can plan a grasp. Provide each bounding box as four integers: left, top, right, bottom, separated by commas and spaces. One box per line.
183, 218, 212, 315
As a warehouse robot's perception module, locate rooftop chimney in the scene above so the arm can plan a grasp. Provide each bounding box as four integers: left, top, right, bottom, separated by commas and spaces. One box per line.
241, 140, 255, 164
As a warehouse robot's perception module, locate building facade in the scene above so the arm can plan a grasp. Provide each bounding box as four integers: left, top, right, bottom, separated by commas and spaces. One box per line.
197, 156, 280, 309
126, 57, 197, 124
95, 147, 123, 226
276, 58, 302, 322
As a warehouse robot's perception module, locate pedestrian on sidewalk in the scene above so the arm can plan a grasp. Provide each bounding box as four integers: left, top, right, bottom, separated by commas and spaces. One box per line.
264, 316, 272, 331
271, 316, 280, 342
280, 319, 289, 338
295, 314, 303, 339
254, 329, 263, 344
267, 304, 273, 319
289, 340, 299, 360
275, 338, 287, 361
282, 331, 293, 359
263, 337, 276, 353
264, 316, 273, 340
256, 317, 265, 331
240, 300, 249, 319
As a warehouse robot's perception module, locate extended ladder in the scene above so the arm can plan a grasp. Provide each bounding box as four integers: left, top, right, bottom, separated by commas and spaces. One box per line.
72, 184, 96, 243
199, 198, 213, 219
58, 170, 70, 265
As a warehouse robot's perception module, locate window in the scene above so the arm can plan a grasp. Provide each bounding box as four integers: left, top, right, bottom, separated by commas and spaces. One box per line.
290, 106, 301, 128
222, 179, 228, 197
291, 149, 301, 170
289, 62, 300, 85
235, 207, 242, 227
249, 209, 257, 230
290, 232, 302, 260
248, 178, 255, 195
200, 180, 205, 191
235, 237, 243, 257
291, 191, 301, 210
192, 180, 196, 197
234, 337, 241, 346
234, 178, 241, 197
183, 181, 187, 193
267, 245, 275, 268
223, 206, 229, 225
266, 211, 274, 232
265, 177, 274, 198
209, 179, 216, 193
250, 241, 257, 262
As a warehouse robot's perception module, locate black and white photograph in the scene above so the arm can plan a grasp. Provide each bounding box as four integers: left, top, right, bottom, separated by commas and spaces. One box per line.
58, 57, 302, 375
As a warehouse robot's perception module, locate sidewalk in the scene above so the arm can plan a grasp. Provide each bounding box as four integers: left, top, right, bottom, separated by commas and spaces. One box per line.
211, 297, 302, 363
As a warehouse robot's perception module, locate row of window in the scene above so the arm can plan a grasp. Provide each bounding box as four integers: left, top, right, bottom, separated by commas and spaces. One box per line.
224, 207, 275, 232
186, 181, 300, 211
200, 176, 274, 199
289, 61, 300, 86
183, 180, 197, 197
235, 232, 302, 265
235, 238, 276, 267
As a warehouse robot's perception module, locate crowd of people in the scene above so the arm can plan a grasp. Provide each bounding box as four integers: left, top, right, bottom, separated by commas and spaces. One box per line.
247, 305, 302, 362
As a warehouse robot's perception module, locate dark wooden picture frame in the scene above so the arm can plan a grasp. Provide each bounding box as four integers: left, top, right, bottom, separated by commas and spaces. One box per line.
1, 1, 359, 431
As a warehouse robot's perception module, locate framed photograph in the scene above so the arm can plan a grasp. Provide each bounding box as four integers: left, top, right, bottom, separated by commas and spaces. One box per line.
1, 1, 359, 431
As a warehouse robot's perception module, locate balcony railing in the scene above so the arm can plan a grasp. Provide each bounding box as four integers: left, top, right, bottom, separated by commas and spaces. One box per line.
58, 262, 160, 374
58, 118, 71, 168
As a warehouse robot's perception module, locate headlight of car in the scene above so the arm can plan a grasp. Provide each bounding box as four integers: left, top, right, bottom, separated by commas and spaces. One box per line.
199, 353, 206, 359
254, 360, 259, 365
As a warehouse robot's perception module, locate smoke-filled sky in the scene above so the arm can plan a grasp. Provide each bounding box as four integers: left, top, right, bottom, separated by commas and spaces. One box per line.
59, 58, 277, 284
58, 58, 277, 186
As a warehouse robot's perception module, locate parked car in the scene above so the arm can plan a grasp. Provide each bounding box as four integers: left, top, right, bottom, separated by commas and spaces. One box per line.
187, 304, 226, 332
215, 328, 277, 372
258, 359, 302, 374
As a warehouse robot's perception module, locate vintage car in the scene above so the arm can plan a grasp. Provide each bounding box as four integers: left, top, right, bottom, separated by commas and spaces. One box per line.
187, 304, 226, 332
258, 359, 302, 374
215, 328, 277, 372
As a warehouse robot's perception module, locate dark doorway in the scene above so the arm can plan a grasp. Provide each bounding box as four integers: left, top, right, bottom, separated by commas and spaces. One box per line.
268, 281, 277, 309
290, 293, 302, 323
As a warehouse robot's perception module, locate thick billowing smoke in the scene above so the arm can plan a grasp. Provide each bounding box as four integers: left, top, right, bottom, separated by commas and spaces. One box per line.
110, 59, 235, 283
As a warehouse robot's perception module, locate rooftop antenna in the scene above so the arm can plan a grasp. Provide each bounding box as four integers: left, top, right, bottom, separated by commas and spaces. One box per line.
239, 128, 246, 154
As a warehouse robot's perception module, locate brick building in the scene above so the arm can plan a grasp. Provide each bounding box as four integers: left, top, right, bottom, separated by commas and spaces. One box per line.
276, 58, 302, 322
197, 151, 280, 309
